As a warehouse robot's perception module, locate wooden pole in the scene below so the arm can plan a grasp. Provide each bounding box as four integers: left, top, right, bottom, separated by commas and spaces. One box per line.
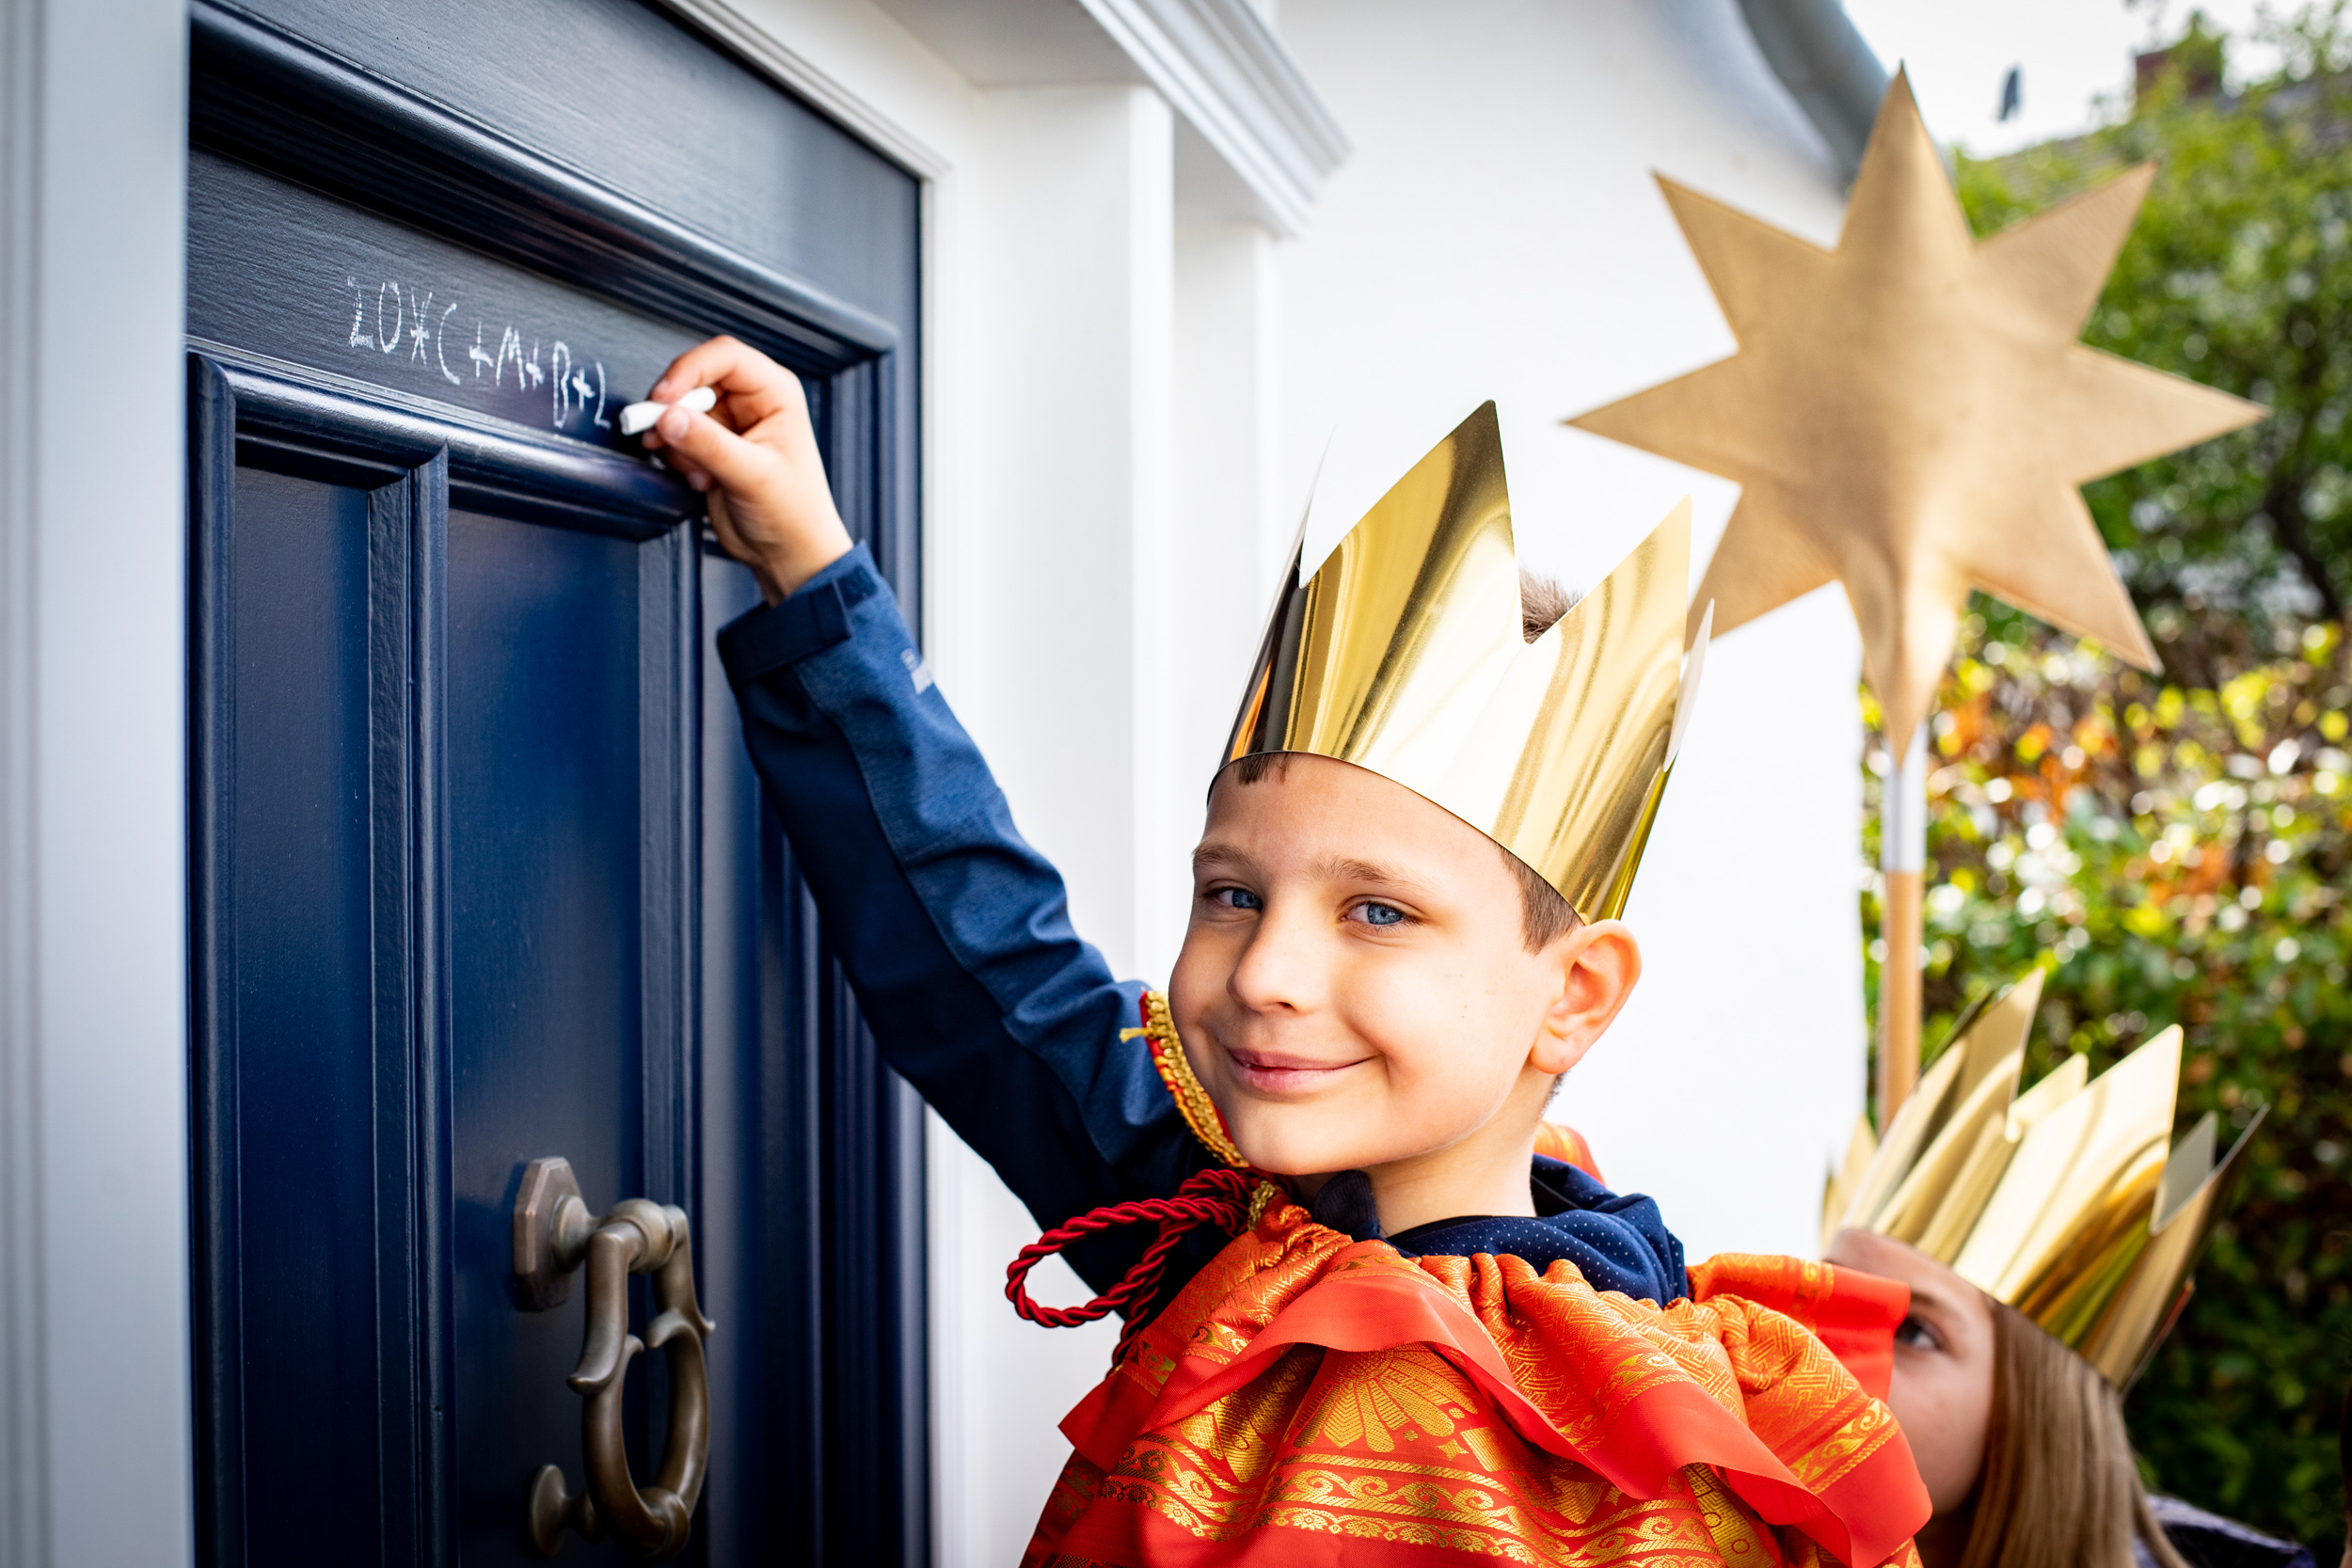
1878, 726, 1929, 1122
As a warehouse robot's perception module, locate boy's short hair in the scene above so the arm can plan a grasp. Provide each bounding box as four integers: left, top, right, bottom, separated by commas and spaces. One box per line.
1508, 569, 1581, 950
1223, 571, 1583, 955
1501, 843, 1580, 952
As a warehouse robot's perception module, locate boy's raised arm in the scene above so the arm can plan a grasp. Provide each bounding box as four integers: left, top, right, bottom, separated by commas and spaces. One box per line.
644, 339, 1208, 1275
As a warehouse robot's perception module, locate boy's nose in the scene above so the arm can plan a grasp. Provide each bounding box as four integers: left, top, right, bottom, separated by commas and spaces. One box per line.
1225, 907, 1327, 1015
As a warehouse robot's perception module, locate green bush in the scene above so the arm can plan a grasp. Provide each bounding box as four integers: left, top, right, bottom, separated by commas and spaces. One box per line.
1863, 612, 2350, 1554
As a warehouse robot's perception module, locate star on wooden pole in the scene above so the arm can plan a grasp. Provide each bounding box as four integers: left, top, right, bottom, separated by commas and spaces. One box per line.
1567, 71, 2264, 756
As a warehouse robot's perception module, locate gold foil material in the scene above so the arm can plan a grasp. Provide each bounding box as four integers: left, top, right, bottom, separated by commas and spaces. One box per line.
1957, 1026, 2181, 1303
1565, 71, 2265, 755
1869, 970, 2041, 1252
1830, 972, 2260, 1385
1223, 403, 1696, 921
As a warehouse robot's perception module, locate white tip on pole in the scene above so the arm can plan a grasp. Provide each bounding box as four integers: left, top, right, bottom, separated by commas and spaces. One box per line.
1882, 724, 1930, 874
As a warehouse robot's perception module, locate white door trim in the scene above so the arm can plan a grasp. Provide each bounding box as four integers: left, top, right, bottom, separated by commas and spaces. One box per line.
0, 2, 195, 1566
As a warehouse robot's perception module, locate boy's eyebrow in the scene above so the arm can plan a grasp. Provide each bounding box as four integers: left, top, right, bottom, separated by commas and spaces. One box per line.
1190, 845, 1436, 896
1312, 853, 1434, 895
1191, 842, 1255, 876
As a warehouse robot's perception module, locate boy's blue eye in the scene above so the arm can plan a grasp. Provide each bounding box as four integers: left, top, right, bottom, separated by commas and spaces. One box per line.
1356, 901, 1406, 927
1212, 887, 1263, 911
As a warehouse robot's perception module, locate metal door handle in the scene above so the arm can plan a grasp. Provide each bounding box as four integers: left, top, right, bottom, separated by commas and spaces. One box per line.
514, 1157, 715, 1559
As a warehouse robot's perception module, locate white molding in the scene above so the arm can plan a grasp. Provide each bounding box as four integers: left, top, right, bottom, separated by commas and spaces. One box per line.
0, 1, 193, 1564
862, 0, 1348, 236
936, 88, 1182, 1561
1081, 0, 1348, 236
652, 0, 956, 177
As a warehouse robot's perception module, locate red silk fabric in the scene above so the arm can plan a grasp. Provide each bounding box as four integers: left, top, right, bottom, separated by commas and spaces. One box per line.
1025, 1196, 1927, 1567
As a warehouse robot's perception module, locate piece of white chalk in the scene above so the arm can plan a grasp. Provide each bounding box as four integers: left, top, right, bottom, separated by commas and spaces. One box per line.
617, 383, 718, 436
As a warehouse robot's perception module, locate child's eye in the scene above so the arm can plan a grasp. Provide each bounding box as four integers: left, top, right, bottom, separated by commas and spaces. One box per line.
1894, 1315, 1945, 1353
1209, 886, 1263, 911
1349, 901, 1407, 927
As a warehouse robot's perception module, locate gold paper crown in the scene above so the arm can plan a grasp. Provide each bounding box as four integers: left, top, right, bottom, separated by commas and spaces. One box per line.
1824, 970, 2262, 1386
1222, 403, 1707, 922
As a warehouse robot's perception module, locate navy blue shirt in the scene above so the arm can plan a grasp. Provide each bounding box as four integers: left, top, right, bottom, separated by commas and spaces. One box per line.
1391, 1157, 1683, 1299
717, 546, 1689, 1311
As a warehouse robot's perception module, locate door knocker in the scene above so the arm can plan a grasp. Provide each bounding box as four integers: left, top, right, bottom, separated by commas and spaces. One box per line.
513, 1157, 714, 1559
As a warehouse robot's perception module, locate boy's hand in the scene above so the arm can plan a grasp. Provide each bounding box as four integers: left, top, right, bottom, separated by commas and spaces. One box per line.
639, 336, 853, 604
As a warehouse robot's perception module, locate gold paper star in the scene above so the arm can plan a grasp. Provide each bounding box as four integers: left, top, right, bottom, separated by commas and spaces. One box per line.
1568, 72, 2264, 752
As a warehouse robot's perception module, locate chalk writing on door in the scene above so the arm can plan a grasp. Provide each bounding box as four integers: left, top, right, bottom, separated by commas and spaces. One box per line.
342, 273, 611, 436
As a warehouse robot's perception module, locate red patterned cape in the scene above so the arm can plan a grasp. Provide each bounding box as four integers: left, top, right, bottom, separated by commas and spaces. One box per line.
1023, 1194, 1927, 1567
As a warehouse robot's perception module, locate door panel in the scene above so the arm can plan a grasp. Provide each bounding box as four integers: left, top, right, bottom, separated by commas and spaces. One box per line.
186, 149, 707, 464
445, 505, 651, 1567
187, 2, 926, 1561
221, 469, 381, 1564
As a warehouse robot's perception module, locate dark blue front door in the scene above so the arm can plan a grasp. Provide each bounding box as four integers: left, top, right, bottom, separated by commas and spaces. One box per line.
184, 5, 925, 1562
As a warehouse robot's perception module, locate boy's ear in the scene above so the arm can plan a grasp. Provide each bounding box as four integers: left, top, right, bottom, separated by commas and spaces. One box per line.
1529, 921, 1642, 1075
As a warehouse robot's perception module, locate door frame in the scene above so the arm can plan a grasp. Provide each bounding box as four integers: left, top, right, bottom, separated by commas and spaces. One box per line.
0, 0, 194, 1561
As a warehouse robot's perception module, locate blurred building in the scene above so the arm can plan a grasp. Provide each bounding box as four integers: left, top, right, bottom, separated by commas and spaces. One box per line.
0, 1, 1880, 1562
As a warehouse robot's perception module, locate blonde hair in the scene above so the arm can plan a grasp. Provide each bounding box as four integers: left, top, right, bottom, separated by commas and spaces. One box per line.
1955, 1302, 2187, 1568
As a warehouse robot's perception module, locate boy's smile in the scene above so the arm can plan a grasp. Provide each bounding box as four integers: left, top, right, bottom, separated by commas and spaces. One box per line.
1166, 752, 1643, 1234
1218, 1042, 1375, 1096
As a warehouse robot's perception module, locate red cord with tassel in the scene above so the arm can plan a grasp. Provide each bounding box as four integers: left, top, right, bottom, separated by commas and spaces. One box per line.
1006, 1167, 1267, 1357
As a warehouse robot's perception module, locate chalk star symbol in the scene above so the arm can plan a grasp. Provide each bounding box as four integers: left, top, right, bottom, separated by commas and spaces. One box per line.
1568, 72, 2263, 751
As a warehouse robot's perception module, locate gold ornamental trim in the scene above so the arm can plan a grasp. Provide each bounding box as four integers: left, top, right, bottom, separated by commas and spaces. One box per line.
1124, 991, 1251, 1170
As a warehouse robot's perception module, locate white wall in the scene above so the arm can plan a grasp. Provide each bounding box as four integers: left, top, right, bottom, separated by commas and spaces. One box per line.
1273, 0, 1869, 1263
940, 79, 1184, 1560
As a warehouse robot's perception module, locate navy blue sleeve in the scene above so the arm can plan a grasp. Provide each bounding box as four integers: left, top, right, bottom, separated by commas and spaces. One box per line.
716, 546, 1210, 1290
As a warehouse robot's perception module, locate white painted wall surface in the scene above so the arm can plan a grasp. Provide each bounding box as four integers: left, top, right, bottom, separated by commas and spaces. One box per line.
934, 81, 1182, 1561
1272, 0, 1869, 1265
1169, 220, 1287, 912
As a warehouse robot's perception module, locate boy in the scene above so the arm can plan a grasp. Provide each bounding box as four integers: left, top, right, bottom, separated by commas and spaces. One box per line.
642, 336, 1928, 1565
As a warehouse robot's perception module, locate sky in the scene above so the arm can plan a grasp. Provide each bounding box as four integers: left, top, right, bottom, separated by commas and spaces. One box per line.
1844, 0, 2287, 155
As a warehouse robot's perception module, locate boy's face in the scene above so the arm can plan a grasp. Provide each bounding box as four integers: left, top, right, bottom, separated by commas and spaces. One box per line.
1168, 753, 1632, 1179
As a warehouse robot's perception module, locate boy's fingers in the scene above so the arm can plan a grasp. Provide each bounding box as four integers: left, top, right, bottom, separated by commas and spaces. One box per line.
636, 424, 705, 480
654, 407, 777, 496
648, 337, 756, 402
647, 336, 803, 426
